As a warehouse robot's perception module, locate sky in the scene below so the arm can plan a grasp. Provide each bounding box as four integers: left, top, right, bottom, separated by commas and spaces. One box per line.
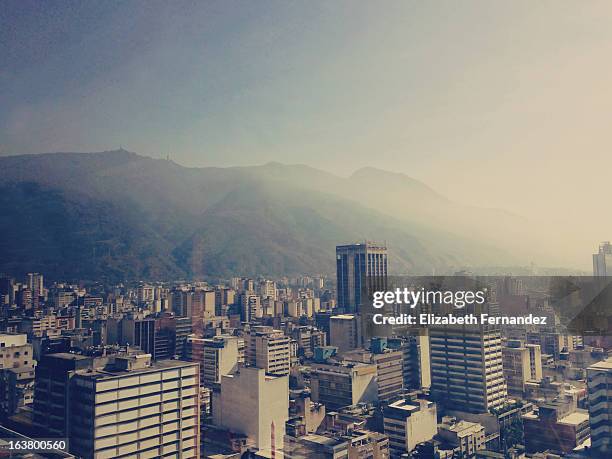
2, 1, 612, 268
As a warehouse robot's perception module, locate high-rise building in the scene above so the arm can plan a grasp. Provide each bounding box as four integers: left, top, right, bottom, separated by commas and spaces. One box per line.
175, 316, 192, 358
136, 284, 155, 305
310, 361, 378, 410
587, 358, 612, 457
329, 314, 362, 354
0, 276, 15, 306
240, 292, 262, 322
171, 289, 192, 317
291, 326, 327, 358
186, 334, 239, 386
215, 366, 289, 455
336, 242, 387, 313
246, 326, 291, 376
383, 396, 437, 457
34, 353, 99, 437
593, 241, 612, 276
387, 335, 431, 390
26, 273, 43, 309
429, 324, 507, 413
107, 316, 156, 357
502, 340, 542, 396
35, 352, 199, 458
344, 340, 404, 403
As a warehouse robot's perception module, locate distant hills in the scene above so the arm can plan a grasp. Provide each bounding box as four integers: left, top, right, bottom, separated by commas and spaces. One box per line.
0, 150, 546, 281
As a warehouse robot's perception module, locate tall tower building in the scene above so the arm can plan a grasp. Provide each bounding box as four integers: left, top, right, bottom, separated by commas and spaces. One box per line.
336, 242, 387, 313
26, 273, 43, 309
593, 241, 612, 276
587, 358, 612, 457
429, 324, 507, 413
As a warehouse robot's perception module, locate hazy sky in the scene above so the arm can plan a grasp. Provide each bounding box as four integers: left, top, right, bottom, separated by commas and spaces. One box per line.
2, 1, 612, 266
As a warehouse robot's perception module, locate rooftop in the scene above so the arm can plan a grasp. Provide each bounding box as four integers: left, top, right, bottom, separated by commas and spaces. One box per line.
588, 358, 612, 370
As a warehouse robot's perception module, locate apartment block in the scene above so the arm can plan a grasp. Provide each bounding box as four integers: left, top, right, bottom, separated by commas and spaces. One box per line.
246, 326, 290, 376
430, 324, 507, 413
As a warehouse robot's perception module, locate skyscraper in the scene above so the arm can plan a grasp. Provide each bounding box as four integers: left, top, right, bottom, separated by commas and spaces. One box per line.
336, 242, 387, 313
587, 358, 612, 457
593, 241, 612, 276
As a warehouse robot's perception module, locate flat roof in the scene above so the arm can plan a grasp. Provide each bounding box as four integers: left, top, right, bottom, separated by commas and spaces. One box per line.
589, 358, 612, 370
559, 411, 589, 426
74, 358, 197, 380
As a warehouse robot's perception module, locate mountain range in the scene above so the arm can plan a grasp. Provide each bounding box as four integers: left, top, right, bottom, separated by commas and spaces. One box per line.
0, 150, 550, 281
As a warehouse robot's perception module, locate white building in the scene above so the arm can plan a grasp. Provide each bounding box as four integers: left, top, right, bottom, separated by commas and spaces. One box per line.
186, 334, 239, 386
383, 397, 437, 457
215, 366, 289, 454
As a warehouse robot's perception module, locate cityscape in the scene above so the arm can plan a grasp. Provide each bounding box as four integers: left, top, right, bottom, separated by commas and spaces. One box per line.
0, 241, 610, 458
3, 2, 612, 459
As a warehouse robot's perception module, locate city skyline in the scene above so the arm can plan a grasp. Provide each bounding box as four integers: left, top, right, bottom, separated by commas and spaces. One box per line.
2, 3, 612, 458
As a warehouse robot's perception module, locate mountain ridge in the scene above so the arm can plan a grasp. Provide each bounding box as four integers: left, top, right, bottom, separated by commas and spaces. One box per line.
0, 150, 535, 281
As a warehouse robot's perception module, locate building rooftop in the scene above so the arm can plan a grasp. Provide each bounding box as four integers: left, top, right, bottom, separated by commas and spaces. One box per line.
558, 411, 589, 426
73, 357, 197, 380
588, 358, 612, 370
301, 434, 348, 449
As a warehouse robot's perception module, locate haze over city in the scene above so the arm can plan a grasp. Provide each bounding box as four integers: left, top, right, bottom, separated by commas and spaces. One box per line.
3, 3, 612, 459
3, 2, 611, 270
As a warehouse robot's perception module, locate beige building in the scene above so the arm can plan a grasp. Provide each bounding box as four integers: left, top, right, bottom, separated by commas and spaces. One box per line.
186, 334, 239, 386
502, 340, 542, 396
438, 416, 486, 457
68, 354, 200, 459
246, 326, 291, 376
0, 333, 36, 417
343, 347, 404, 402
310, 361, 378, 410
330, 314, 362, 354
215, 366, 289, 455
383, 397, 437, 457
